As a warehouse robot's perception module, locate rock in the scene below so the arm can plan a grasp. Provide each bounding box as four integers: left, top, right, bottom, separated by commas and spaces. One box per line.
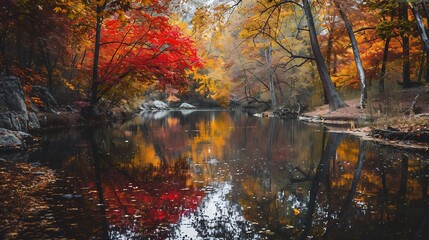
140, 100, 170, 111
28, 101, 40, 113
30, 86, 59, 113
0, 76, 29, 132
107, 106, 132, 123
0, 76, 50, 132
0, 128, 39, 152
0, 112, 27, 131
140, 102, 150, 110
152, 100, 170, 110
30, 162, 41, 167
0, 128, 22, 149
140, 101, 150, 110
65, 105, 75, 112
0, 76, 27, 115
179, 102, 196, 109
254, 111, 278, 118
28, 112, 40, 130
62, 194, 81, 199
15, 130, 39, 147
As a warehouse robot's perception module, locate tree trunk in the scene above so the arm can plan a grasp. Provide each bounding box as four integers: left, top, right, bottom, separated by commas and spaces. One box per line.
380, 37, 391, 94
302, 0, 347, 111
333, 0, 367, 108
264, 46, 277, 108
91, 4, 104, 106
274, 72, 285, 102
418, 48, 425, 82
401, 3, 412, 88
410, 3, 429, 53
420, 2, 429, 82
426, 54, 429, 82
38, 41, 55, 92
326, 22, 335, 73
325, 21, 336, 104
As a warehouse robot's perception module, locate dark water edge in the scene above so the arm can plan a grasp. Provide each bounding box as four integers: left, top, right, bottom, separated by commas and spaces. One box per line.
1, 110, 429, 239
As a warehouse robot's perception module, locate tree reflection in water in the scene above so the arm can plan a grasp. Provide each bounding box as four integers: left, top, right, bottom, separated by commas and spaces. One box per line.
5, 111, 428, 239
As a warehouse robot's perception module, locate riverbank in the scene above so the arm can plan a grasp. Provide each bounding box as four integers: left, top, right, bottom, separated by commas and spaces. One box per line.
0, 104, 133, 153
300, 86, 429, 152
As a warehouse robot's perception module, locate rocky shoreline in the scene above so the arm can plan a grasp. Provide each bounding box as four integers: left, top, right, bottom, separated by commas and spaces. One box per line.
0, 75, 137, 153
255, 96, 429, 153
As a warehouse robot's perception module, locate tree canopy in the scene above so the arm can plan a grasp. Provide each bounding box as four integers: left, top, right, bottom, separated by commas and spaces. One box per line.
1, 0, 429, 110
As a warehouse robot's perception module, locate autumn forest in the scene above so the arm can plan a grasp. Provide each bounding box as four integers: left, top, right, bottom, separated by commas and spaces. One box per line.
1, 0, 429, 111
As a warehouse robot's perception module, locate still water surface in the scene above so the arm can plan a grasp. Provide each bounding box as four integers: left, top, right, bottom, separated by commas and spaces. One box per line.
4, 110, 429, 239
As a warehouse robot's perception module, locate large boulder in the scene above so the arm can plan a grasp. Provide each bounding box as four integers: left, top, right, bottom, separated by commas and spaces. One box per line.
153, 100, 170, 110
0, 128, 39, 152
0, 76, 29, 131
139, 100, 170, 111
0, 77, 61, 132
0, 76, 27, 115
0, 112, 27, 131
0, 129, 22, 148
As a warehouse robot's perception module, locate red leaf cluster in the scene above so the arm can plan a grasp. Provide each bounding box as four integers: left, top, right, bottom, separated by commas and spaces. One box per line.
88, 10, 201, 92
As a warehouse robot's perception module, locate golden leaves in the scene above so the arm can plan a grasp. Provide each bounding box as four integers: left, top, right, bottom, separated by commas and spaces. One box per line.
53, 6, 63, 13
141, 0, 152, 6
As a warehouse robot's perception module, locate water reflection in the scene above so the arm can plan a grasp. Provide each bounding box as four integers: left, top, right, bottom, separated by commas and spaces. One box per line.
1, 110, 428, 239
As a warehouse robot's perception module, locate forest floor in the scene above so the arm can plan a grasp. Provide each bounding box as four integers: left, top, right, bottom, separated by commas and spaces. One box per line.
302, 85, 429, 151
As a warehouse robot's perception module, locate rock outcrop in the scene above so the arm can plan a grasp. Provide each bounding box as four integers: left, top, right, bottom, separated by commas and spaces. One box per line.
0, 76, 29, 132
139, 100, 170, 111
0, 128, 39, 152
29, 86, 59, 113
179, 102, 196, 109
0, 77, 58, 132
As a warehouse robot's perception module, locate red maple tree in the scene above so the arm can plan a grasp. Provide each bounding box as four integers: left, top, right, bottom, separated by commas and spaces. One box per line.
86, 10, 201, 103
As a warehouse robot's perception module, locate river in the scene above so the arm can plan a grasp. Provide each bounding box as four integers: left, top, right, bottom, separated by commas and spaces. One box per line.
2, 110, 429, 239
